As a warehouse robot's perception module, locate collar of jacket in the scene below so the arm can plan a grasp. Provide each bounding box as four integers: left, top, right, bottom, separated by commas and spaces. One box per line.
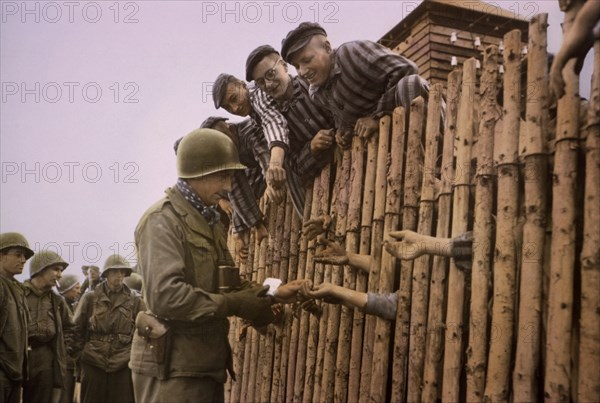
165, 185, 214, 241
95, 282, 133, 309
22, 279, 52, 297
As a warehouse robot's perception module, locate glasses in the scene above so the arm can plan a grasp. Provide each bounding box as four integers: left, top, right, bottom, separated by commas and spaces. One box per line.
255, 58, 282, 87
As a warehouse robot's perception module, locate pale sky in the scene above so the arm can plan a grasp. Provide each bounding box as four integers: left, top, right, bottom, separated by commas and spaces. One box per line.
0, 0, 592, 282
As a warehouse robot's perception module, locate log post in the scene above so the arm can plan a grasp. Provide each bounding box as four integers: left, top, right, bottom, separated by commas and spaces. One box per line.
301, 164, 331, 403
407, 84, 444, 403
356, 135, 379, 401
512, 13, 550, 402
321, 149, 352, 403
293, 177, 321, 403
286, 185, 314, 403
366, 115, 394, 402
465, 45, 501, 402
392, 97, 426, 401
342, 136, 366, 403
578, 36, 600, 403
442, 58, 477, 402
422, 70, 460, 403
544, 1, 583, 400
484, 29, 522, 402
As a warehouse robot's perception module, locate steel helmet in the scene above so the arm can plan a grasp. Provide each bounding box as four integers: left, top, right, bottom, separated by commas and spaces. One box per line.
176, 128, 245, 178
0, 232, 34, 259
29, 250, 68, 278
57, 274, 80, 294
102, 254, 133, 278
123, 272, 142, 292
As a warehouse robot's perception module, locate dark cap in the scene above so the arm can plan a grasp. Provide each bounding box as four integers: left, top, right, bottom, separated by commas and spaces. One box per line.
200, 116, 229, 129
245, 45, 279, 81
281, 22, 327, 63
212, 73, 235, 109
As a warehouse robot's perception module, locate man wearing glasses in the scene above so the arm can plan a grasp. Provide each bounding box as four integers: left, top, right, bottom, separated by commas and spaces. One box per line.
245, 45, 335, 202
0, 233, 35, 403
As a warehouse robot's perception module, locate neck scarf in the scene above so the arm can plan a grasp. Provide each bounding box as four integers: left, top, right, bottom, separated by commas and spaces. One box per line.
176, 178, 221, 226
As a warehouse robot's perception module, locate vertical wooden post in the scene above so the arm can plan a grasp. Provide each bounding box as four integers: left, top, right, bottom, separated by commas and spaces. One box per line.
407, 84, 444, 403
276, 199, 298, 403
544, 1, 583, 400
442, 58, 477, 402
357, 135, 379, 402
366, 115, 394, 402
578, 36, 600, 403
321, 149, 352, 403
240, 228, 257, 402
302, 164, 331, 403
286, 185, 313, 403
293, 177, 321, 403
513, 13, 550, 402
422, 70, 460, 403
342, 136, 366, 403
465, 45, 501, 402
392, 97, 426, 401
484, 29, 521, 403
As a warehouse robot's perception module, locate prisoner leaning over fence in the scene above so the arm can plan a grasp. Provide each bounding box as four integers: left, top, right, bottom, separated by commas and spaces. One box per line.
73, 254, 144, 403
0, 233, 35, 403
245, 45, 336, 205
22, 250, 73, 403
130, 128, 278, 403
282, 21, 430, 148
212, 73, 307, 214
56, 274, 81, 403
196, 116, 269, 258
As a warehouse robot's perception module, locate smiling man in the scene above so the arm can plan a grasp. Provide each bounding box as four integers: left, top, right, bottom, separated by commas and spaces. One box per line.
282, 22, 429, 148
0, 232, 34, 403
245, 44, 335, 189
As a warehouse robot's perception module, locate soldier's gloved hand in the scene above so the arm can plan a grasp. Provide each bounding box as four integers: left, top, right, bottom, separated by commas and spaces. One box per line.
222, 284, 275, 326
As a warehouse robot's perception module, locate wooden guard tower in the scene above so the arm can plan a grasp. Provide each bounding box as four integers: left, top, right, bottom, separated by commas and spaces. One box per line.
379, 0, 530, 85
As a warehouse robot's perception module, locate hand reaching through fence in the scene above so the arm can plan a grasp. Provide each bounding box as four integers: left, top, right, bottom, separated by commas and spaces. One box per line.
303, 215, 333, 240
335, 128, 353, 149
313, 238, 372, 272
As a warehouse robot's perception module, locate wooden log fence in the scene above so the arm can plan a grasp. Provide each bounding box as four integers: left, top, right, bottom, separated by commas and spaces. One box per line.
221, 14, 599, 403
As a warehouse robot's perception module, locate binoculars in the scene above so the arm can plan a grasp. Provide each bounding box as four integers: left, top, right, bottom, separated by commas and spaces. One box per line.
217, 261, 241, 293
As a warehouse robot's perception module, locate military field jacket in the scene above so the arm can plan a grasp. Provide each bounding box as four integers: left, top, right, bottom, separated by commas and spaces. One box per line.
73, 283, 144, 372
130, 186, 239, 382
0, 276, 29, 381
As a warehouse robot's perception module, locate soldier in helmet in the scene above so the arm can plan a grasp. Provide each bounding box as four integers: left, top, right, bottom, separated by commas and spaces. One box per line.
0, 232, 34, 403
73, 254, 144, 403
22, 250, 73, 403
56, 274, 81, 403
131, 128, 277, 402
80, 265, 101, 294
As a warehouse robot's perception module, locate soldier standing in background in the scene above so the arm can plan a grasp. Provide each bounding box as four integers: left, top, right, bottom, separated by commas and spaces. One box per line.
57, 274, 82, 403
0, 233, 35, 403
73, 254, 144, 403
22, 250, 72, 403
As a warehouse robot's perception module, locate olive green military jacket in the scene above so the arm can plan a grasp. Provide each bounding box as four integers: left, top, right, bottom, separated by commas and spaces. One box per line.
130, 186, 237, 383
0, 275, 29, 381
73, 282, 145, 372
22, 281, 72, 388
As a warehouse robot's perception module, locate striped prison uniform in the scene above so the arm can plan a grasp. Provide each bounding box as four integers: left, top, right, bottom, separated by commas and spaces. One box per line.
249, 78, 334, 215
308, 40, 430, 132
227, 118, 306, 229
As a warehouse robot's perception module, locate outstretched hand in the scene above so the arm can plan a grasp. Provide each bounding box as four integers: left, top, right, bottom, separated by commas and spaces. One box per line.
313, 238, 348, 265
384, 230, 428, 260
303, 215, 332, 240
